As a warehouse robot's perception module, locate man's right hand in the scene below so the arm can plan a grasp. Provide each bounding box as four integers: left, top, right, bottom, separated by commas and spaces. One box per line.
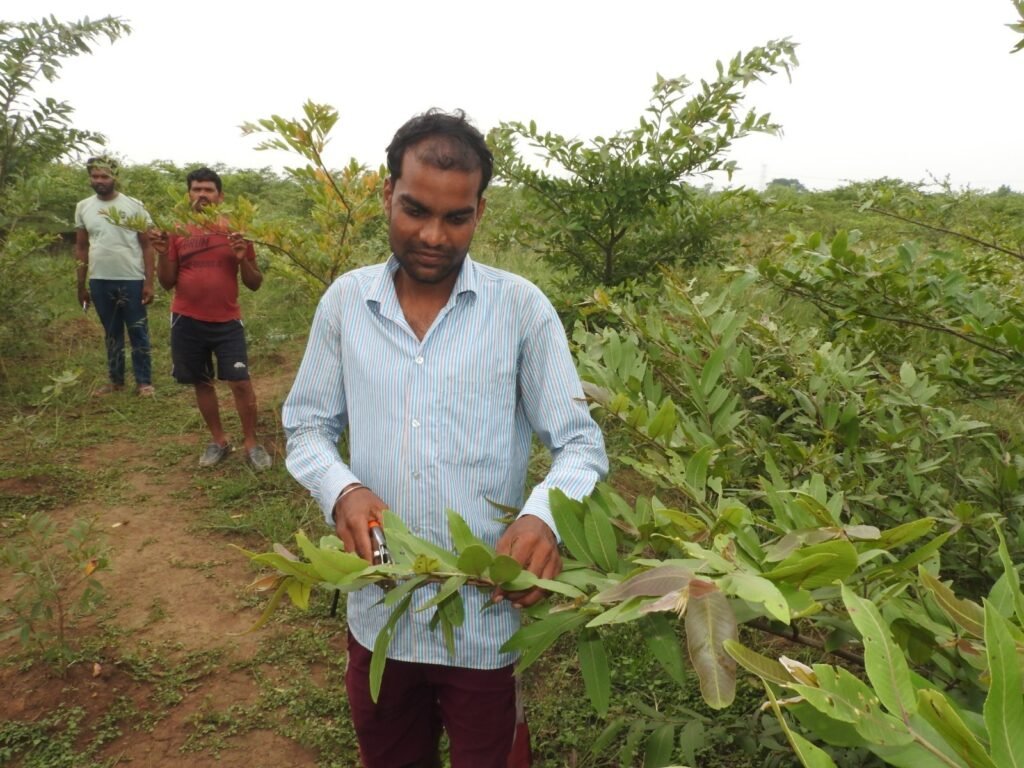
333, 484, 389, 562
148, 229, 168, 256
77, 285, 90, 309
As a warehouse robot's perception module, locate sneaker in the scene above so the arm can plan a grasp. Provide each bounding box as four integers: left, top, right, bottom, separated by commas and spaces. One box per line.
247, 445, 272, 472
199, 442, 232, 468
92, 383, 124, 397
136, 384, 156, 397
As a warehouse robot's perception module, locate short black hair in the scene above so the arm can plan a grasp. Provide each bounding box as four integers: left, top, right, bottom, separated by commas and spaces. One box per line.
186, 166, 222, 193
386, 109, 493, 198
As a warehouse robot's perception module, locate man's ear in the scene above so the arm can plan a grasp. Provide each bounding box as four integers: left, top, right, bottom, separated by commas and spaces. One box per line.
476, 195, 487, 222
383, 178, 394, 218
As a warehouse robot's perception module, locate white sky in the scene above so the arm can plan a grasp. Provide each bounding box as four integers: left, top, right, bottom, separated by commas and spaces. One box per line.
10, 1, 1024, 191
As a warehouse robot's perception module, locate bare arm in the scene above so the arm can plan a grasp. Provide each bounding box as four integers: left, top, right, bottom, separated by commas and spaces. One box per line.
232, 234, 263, 291
75, 229, 90, 307
150, 230, 178, 290
137, 231, 155, 304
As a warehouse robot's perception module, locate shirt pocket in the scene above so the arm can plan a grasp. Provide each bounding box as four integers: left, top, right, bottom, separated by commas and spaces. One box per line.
438, 364, 517, 467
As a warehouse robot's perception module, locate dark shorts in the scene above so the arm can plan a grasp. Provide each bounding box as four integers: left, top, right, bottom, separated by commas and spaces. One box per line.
170, 313, 250, 384
345, 633, 530, 768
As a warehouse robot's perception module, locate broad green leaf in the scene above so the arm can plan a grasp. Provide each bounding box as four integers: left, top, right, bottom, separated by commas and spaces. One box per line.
589, 717, 627, 757
879, 530, 954, 577
417, 575, 468, 611
793, 492, 840, 526
765, 684, 839, 768
790, 665, 912, 746
592, 564, 694, 604
984, 600, 1024, 768
841, 586, 916, 720
723, 639, 793, 686
578, 629, 611, 715
504, 611, 591, 673
643, 723, 675, 768
685, 581, 737, 709
876, 518, 936, 549
762, 549, 850, 590
719, 571, 790, 624
646, 398, 677, 442
382, 574, 427, 606
370, 593, 412, 702
532, 577, 584, 599
916, 689, 997, 768
285, 577, 311, 610
438, 587, 465, 628
456, 544, 493, 577
583, 506, 619, 572
699, 344, 728, 398
550, 489, 594, 566
995, 525, 1024, 626
685, 445, 715, 504
488, 555, 523, 586
446, 509, 483, 553
641, 614, 687, 686
918, 567, 984, 638
246, 551, 322, 582
296, 530, 370, 582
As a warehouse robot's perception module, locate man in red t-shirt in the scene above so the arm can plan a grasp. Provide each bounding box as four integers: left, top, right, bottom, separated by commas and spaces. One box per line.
151, 167, 272, 471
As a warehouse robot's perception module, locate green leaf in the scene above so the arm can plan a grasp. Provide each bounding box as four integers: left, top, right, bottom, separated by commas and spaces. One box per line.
550, 489, 594, 566
719, 570, 790, 624
918, 567, 984, 638
446, 509, 483, 554
246, 577, 291, 632
685, 445, 715, 504
763, 541, 857, 589
764, 685, 839, 768
417, 575, 468, 611
995, 525, 1024, 626
503, 611, 591, 673
296, 530, 369, 582
723, 639, 793, 686
456, 544, 493, 577
841, 586, 916, 720
984, 600, 1024, 768
643, 723, 675, 768
790, 665, 912, 746
583, 505, 619, 572
285, 578, 311, 610
370, 593, 412, 702
641, 614, 687, 686
916, 689, 997, 768
488, 555, 523, 586
685, 580, 737, 709
876, 518, 936, 549
578, 629, 611, 715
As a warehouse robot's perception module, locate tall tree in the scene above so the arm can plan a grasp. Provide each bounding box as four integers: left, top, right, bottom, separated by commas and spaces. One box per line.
0, 15, 130, 194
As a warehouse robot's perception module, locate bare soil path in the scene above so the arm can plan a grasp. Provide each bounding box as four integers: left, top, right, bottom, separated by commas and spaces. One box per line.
0, 352, 339, 767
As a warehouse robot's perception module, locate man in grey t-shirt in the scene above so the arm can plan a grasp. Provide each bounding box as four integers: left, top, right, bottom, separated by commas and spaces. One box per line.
75, 156, 156, 396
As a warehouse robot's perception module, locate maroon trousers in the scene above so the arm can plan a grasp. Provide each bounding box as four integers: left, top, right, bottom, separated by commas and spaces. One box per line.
345, 633, 531, 768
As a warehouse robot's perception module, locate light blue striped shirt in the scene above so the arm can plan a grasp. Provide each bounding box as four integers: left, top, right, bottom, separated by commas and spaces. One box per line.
282, 255, 607, 669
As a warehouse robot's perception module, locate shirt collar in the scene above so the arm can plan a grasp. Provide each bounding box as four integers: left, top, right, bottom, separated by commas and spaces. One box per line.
368, 254, 479, 308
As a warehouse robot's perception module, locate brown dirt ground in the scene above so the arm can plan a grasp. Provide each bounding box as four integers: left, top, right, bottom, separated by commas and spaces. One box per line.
0, 366, 328, 767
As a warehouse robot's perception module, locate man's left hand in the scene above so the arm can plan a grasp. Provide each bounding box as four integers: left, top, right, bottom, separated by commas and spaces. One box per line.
228, 232, 249, 261
142, 282, 154, 305
493, 514, 562, 608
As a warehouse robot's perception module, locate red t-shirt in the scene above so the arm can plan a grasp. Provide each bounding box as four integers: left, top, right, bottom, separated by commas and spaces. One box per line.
167, 226, 256, 322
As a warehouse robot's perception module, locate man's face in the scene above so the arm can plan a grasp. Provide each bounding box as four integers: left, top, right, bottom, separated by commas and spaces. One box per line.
89, 168, 116, 198
383, 149, 485, 289
188, 180, 223, 211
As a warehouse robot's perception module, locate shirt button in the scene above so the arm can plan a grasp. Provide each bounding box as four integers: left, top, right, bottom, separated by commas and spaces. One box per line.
411, 419, 421, 428
415, 355, 424, 365
412, 471, 422, 480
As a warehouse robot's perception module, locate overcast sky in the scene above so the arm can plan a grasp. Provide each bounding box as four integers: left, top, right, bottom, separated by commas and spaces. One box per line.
10, 1, 1024, 191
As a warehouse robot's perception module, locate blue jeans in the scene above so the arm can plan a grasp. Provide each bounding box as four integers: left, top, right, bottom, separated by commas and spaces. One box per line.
89, 279, 152, 386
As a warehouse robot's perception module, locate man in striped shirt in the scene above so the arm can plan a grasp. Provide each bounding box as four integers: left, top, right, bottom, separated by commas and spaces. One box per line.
283, 109, 607, 768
